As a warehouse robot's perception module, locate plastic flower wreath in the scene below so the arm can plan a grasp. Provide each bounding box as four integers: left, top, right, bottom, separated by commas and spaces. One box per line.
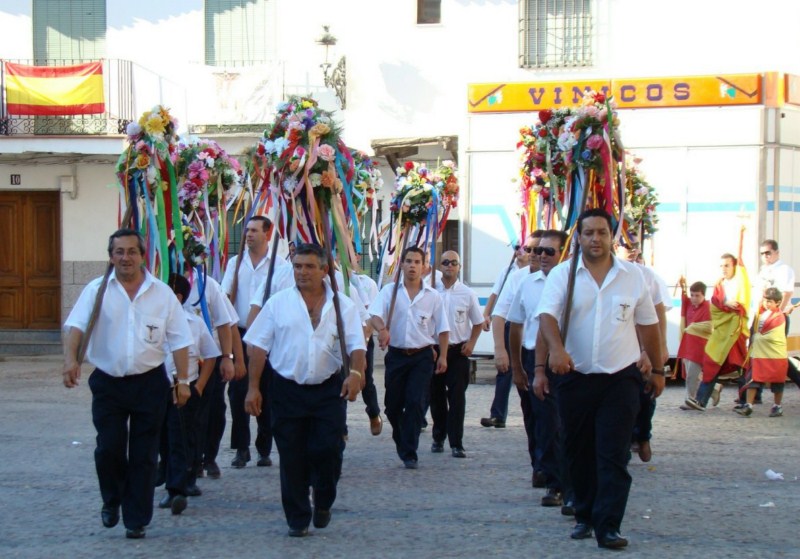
176, 139, 243, 218
624, 155, 659, 238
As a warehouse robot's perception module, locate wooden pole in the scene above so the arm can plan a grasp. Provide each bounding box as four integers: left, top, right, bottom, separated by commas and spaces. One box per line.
228, 224, 248, 306
261, 221, 281, 306
319, 201, 351, 376
385, 222, 411, 331
484, 249, 518, 318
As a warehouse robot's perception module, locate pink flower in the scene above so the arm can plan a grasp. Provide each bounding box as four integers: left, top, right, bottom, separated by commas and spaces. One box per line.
317, 144, 336, 162
586, 135, 604, 150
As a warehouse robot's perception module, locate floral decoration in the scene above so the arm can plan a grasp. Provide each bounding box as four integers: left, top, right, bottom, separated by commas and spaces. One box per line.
351, 150, 383, 217
624, 155, 659, 238
175, 139, 243, 218
390, 160, 459, 225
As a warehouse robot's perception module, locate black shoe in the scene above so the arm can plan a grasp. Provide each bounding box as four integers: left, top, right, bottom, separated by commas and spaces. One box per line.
480, 417, 506, 428
541, 488, 563, 507
571, 523, 593, 540
598, 531, 628, 549
288, 527, 309, 537
205, 460, 221, 479
171, 494, 187, 515
403, 459, 418, 469
313, 508, 331, 529
257, 454, 273, 467
154, 462, 166, 487
561, 500, 576, 516
231, 448, 250, 469
532, 470, 546, 488
451, 447, 466, 458
431, 441, 444, 453
185, 484, 202, 497
101, 504, 119, 528
125, 527, 146, 539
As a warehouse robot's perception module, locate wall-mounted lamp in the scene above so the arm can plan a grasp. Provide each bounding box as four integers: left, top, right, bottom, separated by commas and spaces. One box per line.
316, 25, 347, 109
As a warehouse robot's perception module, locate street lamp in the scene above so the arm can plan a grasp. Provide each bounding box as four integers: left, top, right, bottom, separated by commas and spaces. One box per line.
316, 25, 346, 109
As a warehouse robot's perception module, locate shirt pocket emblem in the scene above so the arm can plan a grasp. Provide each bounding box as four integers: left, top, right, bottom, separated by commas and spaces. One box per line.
611, 296, 635, 325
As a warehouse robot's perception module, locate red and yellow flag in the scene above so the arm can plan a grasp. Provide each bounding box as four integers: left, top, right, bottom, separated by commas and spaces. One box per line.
4, 61, 105, 116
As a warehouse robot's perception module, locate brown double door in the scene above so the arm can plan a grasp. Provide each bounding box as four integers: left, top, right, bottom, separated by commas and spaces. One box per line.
0, 191, 61, 329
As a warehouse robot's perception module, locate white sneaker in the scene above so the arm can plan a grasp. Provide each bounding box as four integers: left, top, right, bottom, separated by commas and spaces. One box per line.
769, 405, 783, 418
685, 397, 706, 412
711, 383, 722, 406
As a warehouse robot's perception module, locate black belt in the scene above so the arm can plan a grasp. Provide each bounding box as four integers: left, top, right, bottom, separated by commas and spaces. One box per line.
389, 345, 432, 356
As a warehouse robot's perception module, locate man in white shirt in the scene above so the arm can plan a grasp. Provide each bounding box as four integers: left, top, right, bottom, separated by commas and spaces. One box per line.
508, 229, 569, 508
480, 232, 540, 430
62, 229, 194, 539
536, 209, 662, 550
243, 243, 366, 537
430, 251, 483, 458
221, 215, 288, 469
369, 247, 450, 469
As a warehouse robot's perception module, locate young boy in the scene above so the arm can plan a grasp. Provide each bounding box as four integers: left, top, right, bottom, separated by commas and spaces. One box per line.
677, 277, 712, 408
159, 274, 220, 514
736, 287, 788, 417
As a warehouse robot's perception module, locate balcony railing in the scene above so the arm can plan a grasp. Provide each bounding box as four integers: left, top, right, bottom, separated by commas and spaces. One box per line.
0, 58, 136, 136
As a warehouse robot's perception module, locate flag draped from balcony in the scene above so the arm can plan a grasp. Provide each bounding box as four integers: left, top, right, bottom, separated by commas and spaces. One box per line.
4, 61, 105, 116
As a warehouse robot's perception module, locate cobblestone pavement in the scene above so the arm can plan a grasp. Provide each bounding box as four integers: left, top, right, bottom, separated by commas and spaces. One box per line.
1, 355, 798, 558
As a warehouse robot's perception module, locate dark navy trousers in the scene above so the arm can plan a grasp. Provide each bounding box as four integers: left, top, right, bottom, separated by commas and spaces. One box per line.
270, 371, 345, 530
384, 347, 434, 462
89, 365, 170, 530
556, 364, 641, 542
228, 327, 273, 457
430, 343, 470, 449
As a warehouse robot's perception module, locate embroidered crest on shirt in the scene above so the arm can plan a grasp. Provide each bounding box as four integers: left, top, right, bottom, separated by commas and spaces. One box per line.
145, 324, 160, 344
455, 309, 466, 324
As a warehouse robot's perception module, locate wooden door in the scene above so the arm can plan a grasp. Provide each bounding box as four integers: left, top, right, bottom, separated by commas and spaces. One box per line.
0, 192, 61, 329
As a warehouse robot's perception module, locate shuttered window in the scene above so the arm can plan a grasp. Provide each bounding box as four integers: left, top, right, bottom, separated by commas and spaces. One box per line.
32, 0, 106, 64
519, 0, 592, 68
205, 0, 275, 66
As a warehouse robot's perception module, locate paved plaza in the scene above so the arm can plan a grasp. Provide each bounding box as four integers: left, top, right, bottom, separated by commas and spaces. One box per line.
0, 354, 798, 558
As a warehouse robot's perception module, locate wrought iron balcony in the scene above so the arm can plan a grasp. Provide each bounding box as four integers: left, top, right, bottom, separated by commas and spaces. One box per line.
0, 58, 135, 136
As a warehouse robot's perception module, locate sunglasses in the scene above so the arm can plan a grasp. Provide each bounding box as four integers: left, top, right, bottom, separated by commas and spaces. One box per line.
440, 259, 460, 266
533, 246, 558, 256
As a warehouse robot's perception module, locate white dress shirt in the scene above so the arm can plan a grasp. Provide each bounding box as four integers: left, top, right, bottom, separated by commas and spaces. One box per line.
165, 311, 221, 382
369, 281, 450, 349
507, 270, 547, 350
65, 270, 193, 377
243, 284, 366, 384
184, 273, 235, 330
491, 260, 527, 296
435, 280, 484, 344
350, 272, 379, 307
221, 252, 289, 327
758, 259, 795, 294
250, 268, 370, 323
492, 266, 533, 319
536, 256, 658, 374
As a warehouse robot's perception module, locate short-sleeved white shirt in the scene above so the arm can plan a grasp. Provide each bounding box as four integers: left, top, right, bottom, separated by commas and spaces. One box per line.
183, 273, 234, 330
492, 266, 533, 319
758, 259, 795, 295
65, 270, 194, 377
243, 285, 366, 384
221, 253, 289, 328
435, 280, 484, 344
491, 260, 527, 296
507, 270, 547, 350
251, 268, 370, 323
536, 256, 658, 374
165, 311, 221, 382
350, 272, 379, 307
369, 281, 450, 349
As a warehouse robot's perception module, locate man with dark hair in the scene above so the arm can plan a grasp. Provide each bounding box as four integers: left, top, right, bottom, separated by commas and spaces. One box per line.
370, 246, 450, 469
243, 242, 366, 537
431, 250, 483, 458
220, 215, 289, 468
537, 208, 661, 549
508, 229, 571, 508
63, 229, 194, 539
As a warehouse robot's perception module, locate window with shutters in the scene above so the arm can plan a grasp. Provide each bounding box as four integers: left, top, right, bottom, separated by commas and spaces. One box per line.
519, 0, 592, 68
417, 0, 441, 24
32, 0, 106, 64
205, 0, 276, 67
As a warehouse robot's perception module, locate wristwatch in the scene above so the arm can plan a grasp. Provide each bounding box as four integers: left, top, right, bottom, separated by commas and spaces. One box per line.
177, 378, 190, 386
222, 353, 234, 360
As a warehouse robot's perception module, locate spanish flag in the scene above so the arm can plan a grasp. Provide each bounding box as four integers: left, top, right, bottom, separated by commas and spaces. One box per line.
748, 309, 788, 383
4, 61, 105, 116
701, 264, 750, 381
